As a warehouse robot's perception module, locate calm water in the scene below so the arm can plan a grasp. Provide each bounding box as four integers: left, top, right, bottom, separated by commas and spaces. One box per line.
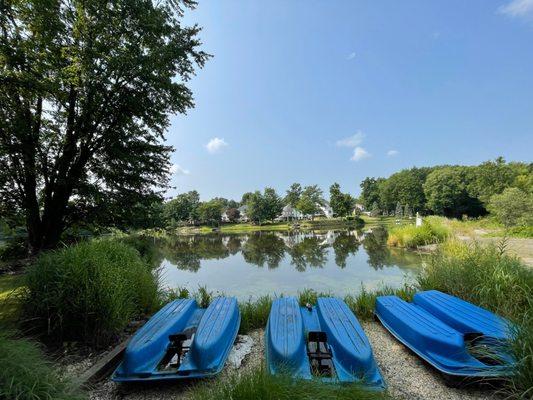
155, 228, 426, 298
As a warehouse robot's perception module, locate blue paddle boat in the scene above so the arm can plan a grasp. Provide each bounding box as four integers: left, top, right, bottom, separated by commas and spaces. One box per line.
375, 290, 514, 377
265, 297, 385, 388
113, 297, 240, 382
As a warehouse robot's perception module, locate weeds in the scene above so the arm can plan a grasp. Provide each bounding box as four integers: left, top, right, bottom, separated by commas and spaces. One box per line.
189, 365, 389, 400
0, 330, 85, 400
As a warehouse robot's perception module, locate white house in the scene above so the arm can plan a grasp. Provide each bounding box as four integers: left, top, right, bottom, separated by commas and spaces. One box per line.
221, 210, 230, 223
318, 202, 334, 219
238, 205, 249, 222
279, 204, 304, 221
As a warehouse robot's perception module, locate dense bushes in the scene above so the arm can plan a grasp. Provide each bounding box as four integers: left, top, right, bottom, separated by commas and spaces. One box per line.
386, 217, 450, 248
23, 239, 159, 346
418, 240, 533, 398
0, 330, 84, 400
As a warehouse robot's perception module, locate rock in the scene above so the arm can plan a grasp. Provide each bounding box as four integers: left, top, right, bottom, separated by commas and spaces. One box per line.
227, 335, 254, 369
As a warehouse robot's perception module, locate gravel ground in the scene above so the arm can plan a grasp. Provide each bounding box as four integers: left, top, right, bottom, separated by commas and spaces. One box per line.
84, 322, 502, 400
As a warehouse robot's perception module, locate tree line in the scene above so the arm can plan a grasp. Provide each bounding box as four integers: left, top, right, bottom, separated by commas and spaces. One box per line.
359, 158, 532, 226
161, 183, 358, 227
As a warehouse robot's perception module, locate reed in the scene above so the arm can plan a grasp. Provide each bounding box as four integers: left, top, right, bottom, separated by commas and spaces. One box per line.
22, 239, 159, 346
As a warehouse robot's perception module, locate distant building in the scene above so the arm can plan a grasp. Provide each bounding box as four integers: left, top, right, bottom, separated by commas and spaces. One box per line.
238, 205, 249, 222
221, 210, 230, 223
318, 202, 334, 219
279, 204, 304, 221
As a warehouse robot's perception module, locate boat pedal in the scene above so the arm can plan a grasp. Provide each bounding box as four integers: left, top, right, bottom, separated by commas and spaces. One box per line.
307, 331, 335, 377
157, 332, 194, 371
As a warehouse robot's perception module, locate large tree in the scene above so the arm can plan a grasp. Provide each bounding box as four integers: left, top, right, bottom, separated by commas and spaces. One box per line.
164, 190, 200, 225
423, 167, 485, 218
284, 183, 302, 206
329, 183, 355, 217
247, 188, 283, 224
0, 0, 208, 252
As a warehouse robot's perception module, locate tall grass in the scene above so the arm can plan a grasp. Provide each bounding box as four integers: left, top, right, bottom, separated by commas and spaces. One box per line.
189, 366, 389, 400
344, 284, 417, 321
418, 239, 533, 398
387, 216, 450, 248
0, 330, 85, 400
22, 239, 159, 346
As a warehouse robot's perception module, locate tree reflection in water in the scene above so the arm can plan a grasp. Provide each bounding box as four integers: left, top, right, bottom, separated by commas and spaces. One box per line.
138, 228, 425, 273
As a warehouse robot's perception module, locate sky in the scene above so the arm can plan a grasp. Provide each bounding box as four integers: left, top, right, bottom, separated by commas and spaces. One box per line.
166, 0, 533, 201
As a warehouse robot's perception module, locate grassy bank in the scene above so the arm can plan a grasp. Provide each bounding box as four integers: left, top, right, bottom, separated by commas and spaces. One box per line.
0, 330, 84, 400
0, 274, 23, 324
176, 217, 365, 234
190, 366, 388, 400
387, 216, 450, 248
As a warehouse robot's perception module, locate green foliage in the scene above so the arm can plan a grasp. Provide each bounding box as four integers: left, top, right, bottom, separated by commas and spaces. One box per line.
378, 167, 431, 212
23, 239, 159, 346
189, 366, 388, 400
466, 157, 523, 205
164, 191, 200, 226
0, 330, 85, 400
297, 288, 332, 306
387, 217, 450, 248
423, 166, 485, 218
487, 187, 533, 227
197, 200, 224, 226
295, 185, 324, 217
0, 236, 28, 261
359, 159, 532, 220
329, 182, 356, 217
359, 177, 385, 210
246, 188, 283, 224
0, 0, 209, 251
284, 183, 302, 207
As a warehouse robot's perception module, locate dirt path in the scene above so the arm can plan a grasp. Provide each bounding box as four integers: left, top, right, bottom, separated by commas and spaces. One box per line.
457, 235, 533, 267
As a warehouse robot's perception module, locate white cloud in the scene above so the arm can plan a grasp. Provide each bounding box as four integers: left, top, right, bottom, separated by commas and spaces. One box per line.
170, 164, 190, 175
347, 52, 356, 60
387, 149, 399, 157
351, 147, 371, 161
336, 131, 365, 147
498, 0, 533, 18
205, 137, 228, 154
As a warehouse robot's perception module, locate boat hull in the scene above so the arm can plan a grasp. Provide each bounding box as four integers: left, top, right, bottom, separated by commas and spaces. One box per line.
375, 290, 514, 377
265, 297, 385, 388
113, 297, 240, 382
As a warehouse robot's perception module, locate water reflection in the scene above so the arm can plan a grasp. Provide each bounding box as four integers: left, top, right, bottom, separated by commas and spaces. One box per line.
136, 229, 427, 297
145, 229, 422, 273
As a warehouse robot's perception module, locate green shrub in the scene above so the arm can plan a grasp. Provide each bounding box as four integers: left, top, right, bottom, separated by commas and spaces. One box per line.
387, 217, 450, 248
189, 366, 388, 400
418, 240, 533, 398
0, 330, 85, 400
0, 236, 28, 261
23, 239, 159, 346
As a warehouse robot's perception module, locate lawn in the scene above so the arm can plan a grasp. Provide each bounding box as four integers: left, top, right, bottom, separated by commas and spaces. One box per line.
0, 274, 24, 324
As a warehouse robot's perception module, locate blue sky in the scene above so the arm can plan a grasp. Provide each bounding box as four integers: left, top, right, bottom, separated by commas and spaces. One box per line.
167, 0, 533, 201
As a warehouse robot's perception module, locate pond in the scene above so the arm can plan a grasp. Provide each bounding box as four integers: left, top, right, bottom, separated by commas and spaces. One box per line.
153, 228, 427, 299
